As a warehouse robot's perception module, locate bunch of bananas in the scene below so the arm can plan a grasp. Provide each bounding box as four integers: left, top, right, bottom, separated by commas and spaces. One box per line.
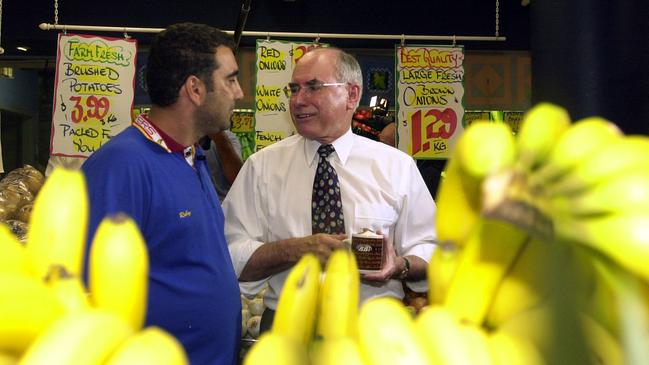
244, 250, 362, 365
0, 168, 188, 365
431, 102, 649, 364
244, 102, 649, 364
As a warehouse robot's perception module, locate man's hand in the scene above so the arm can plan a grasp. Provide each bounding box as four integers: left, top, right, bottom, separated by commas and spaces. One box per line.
300, 233, 348, 267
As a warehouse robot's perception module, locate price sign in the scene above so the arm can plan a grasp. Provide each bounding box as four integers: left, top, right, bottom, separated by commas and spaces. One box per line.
51, 33, 137, 157
395, 45, 465, 159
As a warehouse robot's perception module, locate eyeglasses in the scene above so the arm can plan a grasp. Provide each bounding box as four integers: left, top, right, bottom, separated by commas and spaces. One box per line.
283, 82, 347, 98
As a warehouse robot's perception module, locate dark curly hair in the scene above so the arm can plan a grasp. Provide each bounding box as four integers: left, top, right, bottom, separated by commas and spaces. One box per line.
146, 22, 235, 106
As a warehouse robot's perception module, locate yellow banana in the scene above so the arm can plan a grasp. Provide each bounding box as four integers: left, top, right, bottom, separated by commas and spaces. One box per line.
19, 309, 134, 365
316, 249, 359, 340
529, 117, 622, 188
416, 305, 473, 365
45, 266, 91, 313
0, 352, 17, 365
0, 274, 65, 353
358, 297, 429, 365
427, 242, 462, 304
515, 102, 571, 173
579, 313, 624, 365
548, 170, 649, 217
310, 337, 364, 365
104, 326, 188, 365
497, 305, 555, 350
488, 329, 546, 365
0, 224, 30, 276
459, 324, 494, 365
455, 121, 517, 179
583, 256, 621, 340
443, 218, 529, 325
272, 254, 321, 347
484, 236, 554, 328
26, 167, 88, 280
545, 136, 649, 196
553, 214, 649, 283
243, 332, 307, 365
436, 121, 516, 246
435, 158, 481, 245
89, 213, 149, 330
485, 237, 595, 329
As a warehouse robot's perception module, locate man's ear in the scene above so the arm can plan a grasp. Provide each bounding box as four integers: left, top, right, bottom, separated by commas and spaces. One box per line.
182, 75, 205, 106
347, 84, 362, 110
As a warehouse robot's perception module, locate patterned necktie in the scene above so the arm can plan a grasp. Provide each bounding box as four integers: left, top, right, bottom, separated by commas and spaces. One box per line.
312, 144, 345, 234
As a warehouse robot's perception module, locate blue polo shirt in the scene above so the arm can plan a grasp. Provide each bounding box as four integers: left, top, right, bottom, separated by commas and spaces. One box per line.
82, 124, 241, 365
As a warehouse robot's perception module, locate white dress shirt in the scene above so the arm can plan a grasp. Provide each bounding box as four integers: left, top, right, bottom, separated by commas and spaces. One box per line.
223, 128, 437, 309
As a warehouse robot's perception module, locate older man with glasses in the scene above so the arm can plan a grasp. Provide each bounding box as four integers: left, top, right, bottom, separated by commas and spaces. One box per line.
223, 47, 437, 332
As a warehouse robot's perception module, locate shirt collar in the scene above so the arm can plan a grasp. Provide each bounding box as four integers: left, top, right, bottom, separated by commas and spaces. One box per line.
305, 127, 354, 167
133, 114, 200, 167
139, 114, 186, 152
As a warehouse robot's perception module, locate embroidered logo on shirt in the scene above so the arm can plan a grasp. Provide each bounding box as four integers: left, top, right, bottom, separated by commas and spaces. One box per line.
179, 210, 192, 218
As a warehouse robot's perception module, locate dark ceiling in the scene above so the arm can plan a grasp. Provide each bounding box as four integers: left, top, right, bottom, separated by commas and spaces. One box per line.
1, 0, 530, 58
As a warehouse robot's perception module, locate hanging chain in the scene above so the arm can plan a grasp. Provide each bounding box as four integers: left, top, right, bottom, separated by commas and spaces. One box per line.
54, 0, 59, 25
0, 0, 3, 52
495, 0, 500, 37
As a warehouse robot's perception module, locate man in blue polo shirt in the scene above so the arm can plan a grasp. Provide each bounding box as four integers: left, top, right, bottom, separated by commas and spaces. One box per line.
82, 23, 244, 365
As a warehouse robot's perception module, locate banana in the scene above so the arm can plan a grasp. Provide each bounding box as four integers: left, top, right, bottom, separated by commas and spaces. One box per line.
0, 274, 65, 353
272, 253, 321, 347
89, 213, 149, 330
436, 121, 516, 246
310, 337, 364, 365
529, 117, 622, 188
545, 136, 649, 196
458, 324, 494, 365
243, 332, 307, 365
0, 224, 30, 276
547, 169, 649, 217
104, 326, 189, 365
497, 304, 555, 350
316, 249, 359, 340
25, 167, 89, 280
579, 313, 624, 365
443, 218, 529, 325
427, 242, 462, 304
19, 309, 134, 365
584, 251, 649, 357
455, 121, 517, 179
553, 214, 649, 283
45, 265, 91, 313
358, 297, 429, 365
488, 329, 546, 365
486, 237, 596, 330
416, 305, 473, 365
514, 102, 571, 173
435, 157, 482, 246
0, 352, 18, 365
583, 256, 621, 339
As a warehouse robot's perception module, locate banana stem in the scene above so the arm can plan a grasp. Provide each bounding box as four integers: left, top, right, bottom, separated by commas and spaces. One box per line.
481, 170, 554, 240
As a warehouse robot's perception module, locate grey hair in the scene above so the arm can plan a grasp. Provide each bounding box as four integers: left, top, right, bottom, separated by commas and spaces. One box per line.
333, 49, 363, 89
305, 47, 364, 107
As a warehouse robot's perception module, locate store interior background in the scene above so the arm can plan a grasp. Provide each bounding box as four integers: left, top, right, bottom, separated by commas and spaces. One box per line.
0, 0, 647, 173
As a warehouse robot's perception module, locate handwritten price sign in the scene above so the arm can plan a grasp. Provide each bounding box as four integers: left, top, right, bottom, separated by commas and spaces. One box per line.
254, 40, 326, 151
231, 110, 255, 133
396, 45, 465, 159
51, 33, 136, 157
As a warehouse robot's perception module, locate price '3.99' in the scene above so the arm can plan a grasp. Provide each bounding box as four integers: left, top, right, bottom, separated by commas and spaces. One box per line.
69, 96, 110, 123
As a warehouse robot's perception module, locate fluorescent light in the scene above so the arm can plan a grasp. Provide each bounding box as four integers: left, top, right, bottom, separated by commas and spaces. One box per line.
17, 46, 30, 52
